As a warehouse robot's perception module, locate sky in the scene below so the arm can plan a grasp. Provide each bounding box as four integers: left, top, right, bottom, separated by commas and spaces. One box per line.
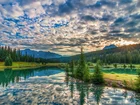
0, 0, 140, 55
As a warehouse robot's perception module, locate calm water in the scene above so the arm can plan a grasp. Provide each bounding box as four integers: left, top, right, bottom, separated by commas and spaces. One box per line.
0, 68, 140, 105
90, 68, 138, 75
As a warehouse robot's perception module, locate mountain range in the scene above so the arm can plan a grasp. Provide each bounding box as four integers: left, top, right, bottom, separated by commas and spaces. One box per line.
20, 49, 62, 59
51, 43, 140, 63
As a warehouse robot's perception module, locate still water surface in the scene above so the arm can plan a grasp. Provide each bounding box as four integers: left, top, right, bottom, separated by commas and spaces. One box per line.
0, 67, 139, 105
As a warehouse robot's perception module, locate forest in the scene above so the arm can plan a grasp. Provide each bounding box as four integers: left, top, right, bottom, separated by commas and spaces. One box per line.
57, 44, 140, 64
0, 46, 48, 64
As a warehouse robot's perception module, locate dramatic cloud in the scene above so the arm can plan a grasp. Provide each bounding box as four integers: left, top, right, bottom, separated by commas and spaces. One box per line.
0, 0, 140, 55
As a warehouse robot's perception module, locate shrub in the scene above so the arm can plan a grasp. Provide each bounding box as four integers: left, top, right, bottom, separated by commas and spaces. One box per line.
112, 82, 117, 87
123, 64, 127, 69
111, 71, 115, 74
113, 63, 117, 68
130, 64, 135, 69
123, 80, 128, 88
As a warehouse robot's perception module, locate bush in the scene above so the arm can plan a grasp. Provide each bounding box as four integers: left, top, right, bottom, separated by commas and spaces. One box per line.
113, 63, 117, 68
111, 71, 115, 74
112, 82, 117, 87
123, 64, 127, 69
4, 55, 13, 66
130, 64, 135, 69
123, 80, 128, 88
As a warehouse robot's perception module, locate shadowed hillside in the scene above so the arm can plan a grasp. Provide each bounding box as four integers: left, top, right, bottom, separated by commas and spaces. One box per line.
53, 44, 140, 64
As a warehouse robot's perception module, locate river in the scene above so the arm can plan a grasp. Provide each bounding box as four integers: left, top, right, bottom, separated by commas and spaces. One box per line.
0, 67, 139, 105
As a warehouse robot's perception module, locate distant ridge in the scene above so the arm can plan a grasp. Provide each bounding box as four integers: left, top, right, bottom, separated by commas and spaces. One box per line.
103, 44, 117, 50
20, 49, 62, 59
53, 43, 140, 63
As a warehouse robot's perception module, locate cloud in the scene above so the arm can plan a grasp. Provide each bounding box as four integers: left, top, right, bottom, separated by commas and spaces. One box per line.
81, 15, 96, 21
0, 3, 24, 18
0, 0, 139, 55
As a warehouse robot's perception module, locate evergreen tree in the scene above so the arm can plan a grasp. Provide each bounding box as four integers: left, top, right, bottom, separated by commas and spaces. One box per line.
135, 70, 140, 92
75, 47, 89, 81
92, 60, 104, 84
4, 55, 13, 66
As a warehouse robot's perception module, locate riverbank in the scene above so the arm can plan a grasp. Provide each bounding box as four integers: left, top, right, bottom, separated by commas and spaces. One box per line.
103, 73, 138, 91
88, 63, 140, 69
68, 71, 138, 92
0, 62, 66, 71
0, 62, 45, 71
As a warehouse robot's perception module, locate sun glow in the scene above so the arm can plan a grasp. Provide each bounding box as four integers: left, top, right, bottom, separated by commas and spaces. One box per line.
116, 40, 137, 46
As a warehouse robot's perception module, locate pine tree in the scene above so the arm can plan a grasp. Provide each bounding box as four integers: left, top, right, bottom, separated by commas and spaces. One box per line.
4, 55, 13, 66
75, 47, 89, 81
92, 60, 104, 84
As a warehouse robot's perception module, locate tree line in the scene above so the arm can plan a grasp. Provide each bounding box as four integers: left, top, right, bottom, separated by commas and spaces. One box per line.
90, 50, 140, 64
0, 46, 48, 66
59, 44, 140, 64
86, 44, 140, 64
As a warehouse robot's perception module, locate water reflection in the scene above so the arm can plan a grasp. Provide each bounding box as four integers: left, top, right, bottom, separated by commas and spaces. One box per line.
66, 74, 104, 105
0, 67, 62, 87
92, 86, 104, 105
0, 68, 139, 105
0, 68, 35, 87
102, 68, 138, 75
135, 93, 140, 105
65, 69, 69, 86
65, 72, 140, 105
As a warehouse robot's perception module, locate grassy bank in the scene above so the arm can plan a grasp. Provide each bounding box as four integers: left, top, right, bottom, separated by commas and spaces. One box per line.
45, 63, 66, 67
0, 62, 46, 71
88, 63, 140, 69
103, 73, 137, 90
0, 62, 66, 71
67, 65, 139, 91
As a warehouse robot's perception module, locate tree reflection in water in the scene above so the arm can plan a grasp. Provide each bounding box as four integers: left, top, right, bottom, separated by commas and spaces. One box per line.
66, 73, 104, 105
0, 68, 35, 87
92, 85, 104, 105
65, 69, 69, 86
135, 93, 140, 105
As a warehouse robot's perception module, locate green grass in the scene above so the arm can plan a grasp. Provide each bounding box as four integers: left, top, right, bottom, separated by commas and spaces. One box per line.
88, 63, 140, 69
103, 73, 137, 82
45, 63, 66, 67
0, 62, 66, 71
103, 73, 138, 90
0, 62, 45, 71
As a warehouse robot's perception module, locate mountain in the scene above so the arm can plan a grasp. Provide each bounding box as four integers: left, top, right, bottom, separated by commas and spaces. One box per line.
103, 44, 117, 50
53, 43, 140, 63
20, 49, 62, 59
